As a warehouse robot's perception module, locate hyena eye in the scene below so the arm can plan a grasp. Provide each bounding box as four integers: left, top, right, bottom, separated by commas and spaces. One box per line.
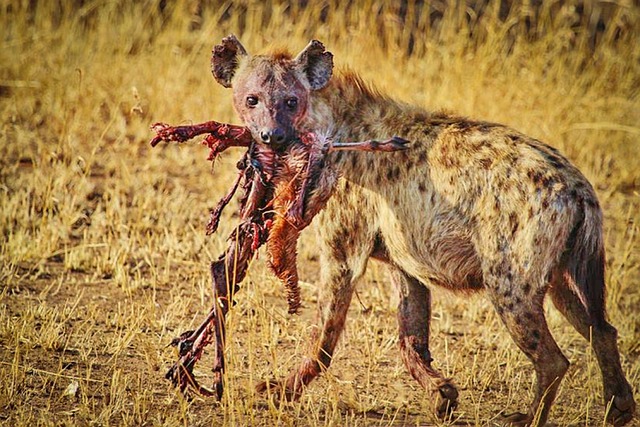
246, 96, 258, 107
285, 97, 298, 110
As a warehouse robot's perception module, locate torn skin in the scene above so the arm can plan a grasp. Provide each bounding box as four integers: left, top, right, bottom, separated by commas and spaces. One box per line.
150, 121, 409, 397
150, 120, 253, 161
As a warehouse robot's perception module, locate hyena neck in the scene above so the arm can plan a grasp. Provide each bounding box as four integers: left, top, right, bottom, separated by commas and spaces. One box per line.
304, 71, 395, 135
302, 70, 423, 184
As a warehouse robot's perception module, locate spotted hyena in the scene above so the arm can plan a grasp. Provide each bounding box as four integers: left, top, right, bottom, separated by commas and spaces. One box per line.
210, 35, 636, 426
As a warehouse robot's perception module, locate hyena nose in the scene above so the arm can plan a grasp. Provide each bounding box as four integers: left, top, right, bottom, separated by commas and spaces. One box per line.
260, 128, 286, 145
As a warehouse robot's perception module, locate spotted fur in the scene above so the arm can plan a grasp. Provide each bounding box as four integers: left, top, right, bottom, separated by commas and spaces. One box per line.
218, 36, 635, 427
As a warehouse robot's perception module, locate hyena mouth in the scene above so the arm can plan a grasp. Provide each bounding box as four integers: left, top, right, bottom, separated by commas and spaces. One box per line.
259, 133, 299, 152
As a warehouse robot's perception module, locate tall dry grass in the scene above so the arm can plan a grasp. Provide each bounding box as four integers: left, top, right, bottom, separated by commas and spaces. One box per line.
1, 1, 639, 426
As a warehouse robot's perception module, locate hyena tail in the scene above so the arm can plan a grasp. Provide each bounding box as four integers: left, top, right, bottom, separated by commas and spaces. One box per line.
566, 202, 607, 328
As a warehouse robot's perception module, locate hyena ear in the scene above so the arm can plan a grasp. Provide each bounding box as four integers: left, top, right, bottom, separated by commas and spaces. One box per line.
293, 40, 333, 90
211, 34, 248, 88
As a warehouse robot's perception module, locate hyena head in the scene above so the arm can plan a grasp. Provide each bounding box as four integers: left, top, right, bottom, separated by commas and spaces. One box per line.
211, 35, 333, 147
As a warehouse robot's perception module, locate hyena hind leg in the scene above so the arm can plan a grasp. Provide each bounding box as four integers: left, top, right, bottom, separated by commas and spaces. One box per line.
549, 269, 636, 426
389, 267, 459, 419
486, 273, 569, 427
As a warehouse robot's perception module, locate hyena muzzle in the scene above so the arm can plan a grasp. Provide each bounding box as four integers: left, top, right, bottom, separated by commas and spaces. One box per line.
210, 34, 636, 427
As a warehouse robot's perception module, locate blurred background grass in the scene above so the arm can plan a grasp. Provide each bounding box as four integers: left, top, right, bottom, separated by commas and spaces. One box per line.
1, 1, 639, 426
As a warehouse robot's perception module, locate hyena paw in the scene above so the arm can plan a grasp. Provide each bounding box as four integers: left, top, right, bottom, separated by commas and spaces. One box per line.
606, 393, 636, 426
256, 379, 301, 402
499, 411, 532, 427
433, 380, 459, 419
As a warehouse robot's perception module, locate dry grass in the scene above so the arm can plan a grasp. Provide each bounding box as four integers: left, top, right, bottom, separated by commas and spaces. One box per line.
1, 1, 639, 425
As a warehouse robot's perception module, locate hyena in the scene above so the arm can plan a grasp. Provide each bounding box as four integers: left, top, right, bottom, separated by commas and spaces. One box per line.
210, 35, 636, 426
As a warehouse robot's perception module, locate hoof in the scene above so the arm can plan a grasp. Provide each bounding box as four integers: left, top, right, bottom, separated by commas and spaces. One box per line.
434, 380, 459, 419
385, 136, 411, 151
606, 393, 636, 426
212, 370, 224, 401
500, 411, 532, 427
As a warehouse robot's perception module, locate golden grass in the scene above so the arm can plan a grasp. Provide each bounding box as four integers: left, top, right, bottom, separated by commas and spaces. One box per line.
1, 1, 639, 425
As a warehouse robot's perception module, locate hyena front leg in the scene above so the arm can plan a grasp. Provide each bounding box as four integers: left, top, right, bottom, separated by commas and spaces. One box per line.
389, 267, 459, 419
257, 209, 371, 401
256, 257, 357, 400
485, 271, 569, 427
549, 269, 635, 426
